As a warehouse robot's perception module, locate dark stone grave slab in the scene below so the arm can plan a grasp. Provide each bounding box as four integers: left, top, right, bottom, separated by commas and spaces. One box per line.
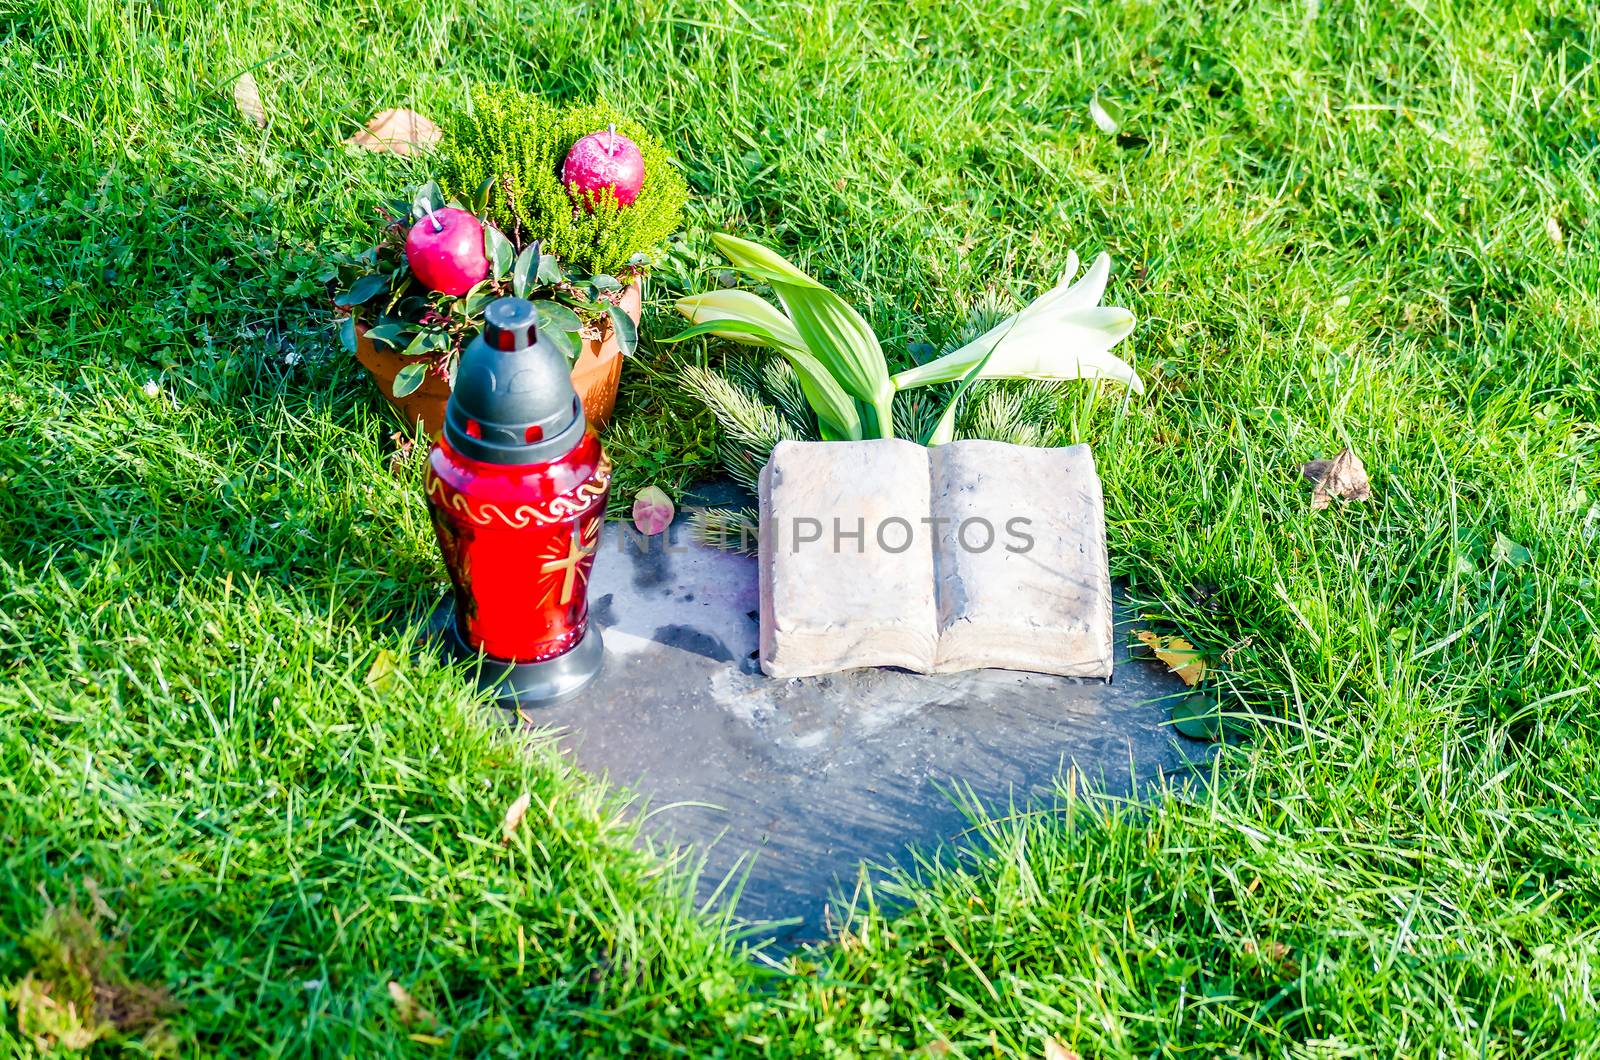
496, 521, 1209, 945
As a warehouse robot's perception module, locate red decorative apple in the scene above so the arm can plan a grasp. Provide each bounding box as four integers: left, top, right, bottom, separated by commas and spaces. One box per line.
405, 208, 490, 296
561, 124, 645, 209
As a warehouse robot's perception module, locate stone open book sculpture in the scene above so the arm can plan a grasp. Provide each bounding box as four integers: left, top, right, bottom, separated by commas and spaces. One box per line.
758, 438, 1113, 679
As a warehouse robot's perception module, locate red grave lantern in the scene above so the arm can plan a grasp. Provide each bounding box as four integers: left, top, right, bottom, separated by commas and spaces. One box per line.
425, 297, 609, 705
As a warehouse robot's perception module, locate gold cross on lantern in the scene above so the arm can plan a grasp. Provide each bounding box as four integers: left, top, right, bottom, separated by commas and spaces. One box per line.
540, 533, 593, 605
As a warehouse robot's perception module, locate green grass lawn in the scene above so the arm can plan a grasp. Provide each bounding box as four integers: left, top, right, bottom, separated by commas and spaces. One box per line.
4, 0, 1600, 1054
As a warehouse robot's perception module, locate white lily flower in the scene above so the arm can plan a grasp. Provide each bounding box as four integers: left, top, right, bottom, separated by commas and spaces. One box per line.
892, 252, 1142, 394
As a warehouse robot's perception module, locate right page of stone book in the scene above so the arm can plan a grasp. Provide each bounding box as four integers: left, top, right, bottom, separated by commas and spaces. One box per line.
928, 440, 1113, 677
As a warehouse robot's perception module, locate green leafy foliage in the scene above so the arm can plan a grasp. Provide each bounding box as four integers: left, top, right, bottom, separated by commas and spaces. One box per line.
330, 189, 620, 379
482, 223, 515, 278
391, 361, 428, 398
439, 87, 688, 277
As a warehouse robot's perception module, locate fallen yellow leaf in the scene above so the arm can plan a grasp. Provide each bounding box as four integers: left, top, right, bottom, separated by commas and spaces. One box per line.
364, 649, 399, 693
1134, 629, 1206, 687
1044, 1037, 1082, 1060
232, 71, 266, 127
387, 980, 434, 1028
501, 792, 531, 844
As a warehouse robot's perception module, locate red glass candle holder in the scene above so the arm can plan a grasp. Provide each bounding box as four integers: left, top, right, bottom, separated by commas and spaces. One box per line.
425, 298, 609, 705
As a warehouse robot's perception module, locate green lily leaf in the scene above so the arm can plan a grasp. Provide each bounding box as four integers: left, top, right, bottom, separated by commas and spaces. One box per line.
663, 318, 792, 347
772, 280, 894, 435
710, 234, 894, 436
665, 317, 860, 439
924, 342, 1001, 445
338, 315, 356, 354
790, 355, 864, 440
710, 233, 826, 289
675, 290, 803, 349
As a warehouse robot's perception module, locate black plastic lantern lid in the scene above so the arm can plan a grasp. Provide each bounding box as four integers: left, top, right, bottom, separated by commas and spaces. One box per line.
444, 297, 586, 465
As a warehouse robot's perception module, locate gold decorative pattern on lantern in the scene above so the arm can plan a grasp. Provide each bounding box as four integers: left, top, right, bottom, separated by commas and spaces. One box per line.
425, 457, 612, 529
538, 517, 600, 606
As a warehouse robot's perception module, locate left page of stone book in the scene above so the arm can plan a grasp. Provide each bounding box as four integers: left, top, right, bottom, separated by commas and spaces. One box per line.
759, 439, 940, 678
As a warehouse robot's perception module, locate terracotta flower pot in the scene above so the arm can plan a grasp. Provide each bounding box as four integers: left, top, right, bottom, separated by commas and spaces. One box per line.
353, 326, 455, 437
571, 280, 641, 431
354, 281, 643, 438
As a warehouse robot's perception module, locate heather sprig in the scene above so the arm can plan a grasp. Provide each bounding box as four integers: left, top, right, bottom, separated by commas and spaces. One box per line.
439, 88, 688, 277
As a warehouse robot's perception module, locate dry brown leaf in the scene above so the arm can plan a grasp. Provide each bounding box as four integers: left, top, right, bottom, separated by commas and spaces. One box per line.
1134, 630, 1206, 687
1044, 1037, 1082, 1060
501, 792, 531, 844
387, 980, 435, 1028
233, 72, 267, 127
1301, 446, 1371, 510
345, 108, 442, 156
922, 1041, 953, 1057
1244, 938, 1289, 961
1218, 634, 1256, 668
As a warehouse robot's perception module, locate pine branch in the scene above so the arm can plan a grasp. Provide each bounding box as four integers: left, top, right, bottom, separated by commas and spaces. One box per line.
968, 386, 1046, 446
680, 363, 798, 444
688, 507, 760, 555
757, 357, 814, 436
680, 363, 799, 492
